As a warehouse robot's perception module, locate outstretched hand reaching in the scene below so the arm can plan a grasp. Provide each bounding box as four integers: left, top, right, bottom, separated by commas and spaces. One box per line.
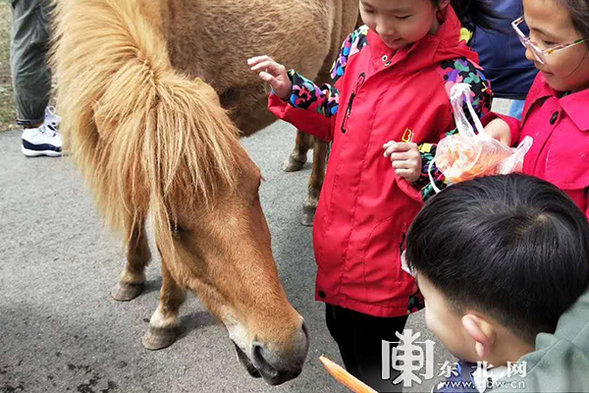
248, 56, 292, 101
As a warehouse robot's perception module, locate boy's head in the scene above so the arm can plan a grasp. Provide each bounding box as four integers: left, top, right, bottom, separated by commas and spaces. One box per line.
406, 174, 589, 365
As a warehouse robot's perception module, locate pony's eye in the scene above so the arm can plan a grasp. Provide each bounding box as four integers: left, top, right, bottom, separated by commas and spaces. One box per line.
172, 223, 189, 238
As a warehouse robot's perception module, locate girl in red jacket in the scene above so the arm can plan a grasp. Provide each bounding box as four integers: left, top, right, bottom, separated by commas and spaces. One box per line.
482, 0, 589, 218
249, 0, 497, 390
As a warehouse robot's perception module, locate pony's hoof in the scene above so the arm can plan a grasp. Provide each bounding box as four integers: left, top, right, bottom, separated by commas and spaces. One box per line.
111, 282, 144, 302
282, 156, 306, 172
301, 205, 316, 227
142, 326, 179, 350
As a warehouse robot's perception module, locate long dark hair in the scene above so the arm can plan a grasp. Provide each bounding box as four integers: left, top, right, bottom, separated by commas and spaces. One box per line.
436, 0, 502, 32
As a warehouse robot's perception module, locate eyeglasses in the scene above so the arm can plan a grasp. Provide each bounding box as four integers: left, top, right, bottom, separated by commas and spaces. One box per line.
512, 16, 587, 65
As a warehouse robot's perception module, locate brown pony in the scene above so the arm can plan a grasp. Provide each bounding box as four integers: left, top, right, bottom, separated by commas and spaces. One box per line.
284, 12, 365, 226
52, 0, 358, 385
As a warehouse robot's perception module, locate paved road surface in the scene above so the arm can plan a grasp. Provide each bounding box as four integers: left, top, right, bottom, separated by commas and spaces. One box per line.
0, 121, 453, 393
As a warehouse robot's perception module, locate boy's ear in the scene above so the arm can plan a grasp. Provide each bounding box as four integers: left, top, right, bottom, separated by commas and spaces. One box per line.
437, 0, 451, 10
462, 314, 496, 359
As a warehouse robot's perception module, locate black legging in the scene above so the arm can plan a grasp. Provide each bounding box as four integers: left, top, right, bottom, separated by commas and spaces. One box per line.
326, 304, 409, 393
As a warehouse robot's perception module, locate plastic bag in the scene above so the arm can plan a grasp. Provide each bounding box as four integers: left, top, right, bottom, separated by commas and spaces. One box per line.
430, 84, 533, 192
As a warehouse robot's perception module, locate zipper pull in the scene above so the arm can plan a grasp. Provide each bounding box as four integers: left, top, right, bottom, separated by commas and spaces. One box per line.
399, 224, 407, 255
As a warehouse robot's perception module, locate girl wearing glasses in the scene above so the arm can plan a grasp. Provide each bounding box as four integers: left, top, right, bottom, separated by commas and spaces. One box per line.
484, 0, 589, 217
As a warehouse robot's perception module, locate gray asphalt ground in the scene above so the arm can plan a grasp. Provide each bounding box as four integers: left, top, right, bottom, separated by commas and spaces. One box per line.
0, 121, 457, 393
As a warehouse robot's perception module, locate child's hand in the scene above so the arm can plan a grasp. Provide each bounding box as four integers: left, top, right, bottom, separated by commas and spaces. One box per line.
248, 56, 292, 101
383, 141, 422, 182
484, 118, 512, 146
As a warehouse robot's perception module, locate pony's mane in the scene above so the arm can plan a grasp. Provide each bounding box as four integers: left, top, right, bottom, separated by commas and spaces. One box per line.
51, 0, 241, 246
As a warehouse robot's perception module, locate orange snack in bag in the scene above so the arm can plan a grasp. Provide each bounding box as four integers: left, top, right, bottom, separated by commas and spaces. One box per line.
433, 84, 533, 186
436, 134, 513, 183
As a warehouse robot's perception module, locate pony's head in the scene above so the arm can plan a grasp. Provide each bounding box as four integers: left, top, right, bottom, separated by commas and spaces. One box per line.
146, 82, 309, 384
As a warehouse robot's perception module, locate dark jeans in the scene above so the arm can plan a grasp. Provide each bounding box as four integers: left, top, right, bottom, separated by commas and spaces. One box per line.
326, 304, 409, 392
10, 0, 52, 126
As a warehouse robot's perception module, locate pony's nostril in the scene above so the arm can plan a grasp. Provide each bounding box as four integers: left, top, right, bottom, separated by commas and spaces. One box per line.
252, 343, 279, 379
301, 320, 309, 339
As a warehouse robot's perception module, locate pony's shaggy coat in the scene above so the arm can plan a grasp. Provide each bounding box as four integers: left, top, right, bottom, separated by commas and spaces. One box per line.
51, 0, 358, 380
52, 0, 243, 262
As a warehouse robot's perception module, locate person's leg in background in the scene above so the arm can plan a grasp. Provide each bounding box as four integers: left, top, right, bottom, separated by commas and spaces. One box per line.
326, 304, 409, 392
11, 0, 62, 157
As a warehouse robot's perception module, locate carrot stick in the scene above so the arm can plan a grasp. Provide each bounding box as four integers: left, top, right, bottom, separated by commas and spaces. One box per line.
319, 355, 378, 393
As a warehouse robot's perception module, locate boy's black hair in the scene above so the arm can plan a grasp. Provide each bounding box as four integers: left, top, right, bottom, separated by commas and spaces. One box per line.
436, 0, 503, 32
406, 174, 589, 343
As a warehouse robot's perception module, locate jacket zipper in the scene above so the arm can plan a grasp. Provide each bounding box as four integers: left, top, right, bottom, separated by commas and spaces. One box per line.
399, 223, 407, 255
341, 72, 365, 134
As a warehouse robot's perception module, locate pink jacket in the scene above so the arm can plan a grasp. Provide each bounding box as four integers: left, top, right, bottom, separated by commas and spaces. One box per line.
483, 73, 589, 216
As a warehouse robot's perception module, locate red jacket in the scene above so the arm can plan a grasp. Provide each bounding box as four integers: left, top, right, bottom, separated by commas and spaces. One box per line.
483, 74, 589, 217
269, 7, 491, 317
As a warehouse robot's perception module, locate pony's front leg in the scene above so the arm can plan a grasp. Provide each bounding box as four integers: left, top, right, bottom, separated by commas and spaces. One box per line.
301, 138, 328, 226
142, 261, 185, 350
111, 223, 151, 301
283, 130, 313, 172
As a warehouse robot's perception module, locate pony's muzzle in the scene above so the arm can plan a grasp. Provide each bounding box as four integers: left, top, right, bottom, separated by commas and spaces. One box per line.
251, 319, 309, 385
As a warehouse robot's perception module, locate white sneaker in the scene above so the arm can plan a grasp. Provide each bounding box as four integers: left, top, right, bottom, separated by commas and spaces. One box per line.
44, 106, 61, 130
21, 123, 63, 157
